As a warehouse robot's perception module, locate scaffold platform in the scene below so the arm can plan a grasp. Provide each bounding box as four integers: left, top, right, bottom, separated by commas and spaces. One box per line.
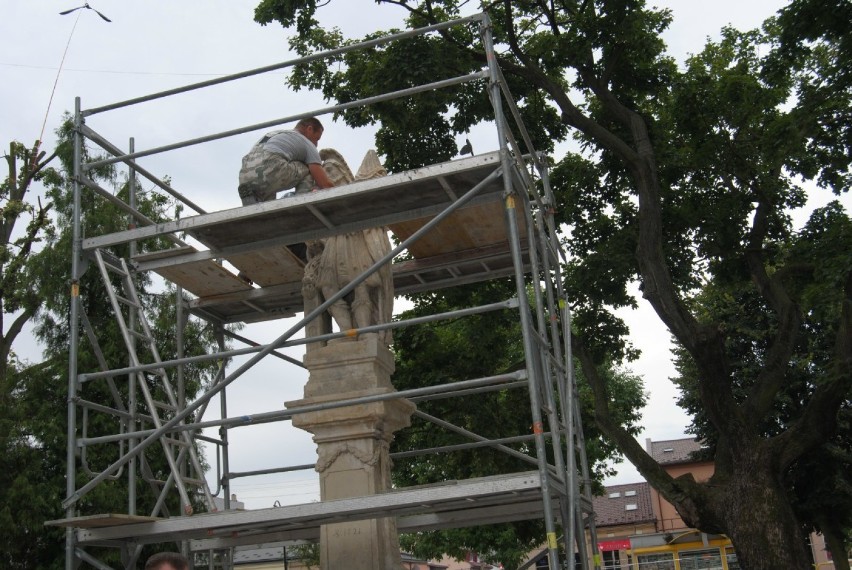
49, 471, 553, 550
119, 151, 529, 324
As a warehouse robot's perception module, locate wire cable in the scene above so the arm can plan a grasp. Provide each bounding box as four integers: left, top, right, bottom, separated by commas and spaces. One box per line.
38, 10, 81, 150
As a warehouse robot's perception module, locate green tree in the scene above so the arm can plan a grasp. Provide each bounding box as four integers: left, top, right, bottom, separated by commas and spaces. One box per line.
289, 542, 320, 569
1, 140, 58, 429
390, 281, 645, 567
0, 124, 221, 568
674, 202, 852, 569
0, 139, 62, 569
254, 1, 851, 569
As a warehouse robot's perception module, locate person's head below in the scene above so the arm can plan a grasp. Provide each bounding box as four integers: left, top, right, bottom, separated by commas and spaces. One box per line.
145, 552, 190, 570
295, 117, 324, 147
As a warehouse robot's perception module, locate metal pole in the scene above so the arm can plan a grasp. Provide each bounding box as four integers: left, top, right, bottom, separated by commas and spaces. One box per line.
76, 174, 188, 247
522, 189, 577, 560
81, 299, 517, 382
480, 14, 562, 570
67, 370, 523, 508
83, 71, 488, 170
82, 14, 486, 117
537, 160, 581, 566
177, 286, 187, 507
65, 96, 83, 570
80, 124, 207, 214
128, 136, 138, 516
75, 548, 115, 570
412, 410, 544, 469
77, 371, 525, 447
216, 324, 232, 511
538, 158, 598, 569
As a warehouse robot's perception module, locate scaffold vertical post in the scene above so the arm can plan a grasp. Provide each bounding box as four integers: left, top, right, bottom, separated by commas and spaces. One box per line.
65, 96, 84, 570
217, 323, 232, 513
128, 136, 138, 517
480, 14, 563, 570
538, 159, 586, 569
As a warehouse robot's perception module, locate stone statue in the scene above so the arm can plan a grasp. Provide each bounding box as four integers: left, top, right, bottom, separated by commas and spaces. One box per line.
302, 149, 394, 348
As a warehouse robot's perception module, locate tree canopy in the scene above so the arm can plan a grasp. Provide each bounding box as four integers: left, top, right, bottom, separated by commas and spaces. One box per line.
0, 124, 221, 568
390, 281, 646, 566
255, 1, 851, 568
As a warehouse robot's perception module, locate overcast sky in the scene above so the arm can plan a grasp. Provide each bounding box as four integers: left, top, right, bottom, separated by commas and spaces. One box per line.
3, 0, 824, 508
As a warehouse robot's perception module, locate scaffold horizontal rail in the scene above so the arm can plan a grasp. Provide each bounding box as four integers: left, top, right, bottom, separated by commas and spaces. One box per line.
82, 152, 507, 251
53, 471, 550, 546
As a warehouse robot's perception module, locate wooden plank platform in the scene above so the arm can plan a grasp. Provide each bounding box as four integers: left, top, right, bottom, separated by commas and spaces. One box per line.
62, 472, 551, 547
125, 152, 531, 323
46, 513, 160, 529
388, 199, 524, 259
225, 245, 306, 287
186, 152, 507, 253
133, 247, 250, 298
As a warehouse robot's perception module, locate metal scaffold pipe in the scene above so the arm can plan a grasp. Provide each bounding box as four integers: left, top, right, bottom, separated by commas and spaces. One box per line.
82, 71, 488, 171
82, 13, 486, 117
80, 299, 518, 382
76, 371, 527, 448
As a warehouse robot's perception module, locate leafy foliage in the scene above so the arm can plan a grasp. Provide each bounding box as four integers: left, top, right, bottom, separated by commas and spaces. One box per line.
0, 122, 221, 567
255, 1, 852, 568
674, 201, 852, 564
390, 281, 645, 565
0, 138, 64, 569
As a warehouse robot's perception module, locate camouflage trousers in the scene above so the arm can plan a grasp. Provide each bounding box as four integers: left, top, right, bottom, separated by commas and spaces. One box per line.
237, 146, 314, 205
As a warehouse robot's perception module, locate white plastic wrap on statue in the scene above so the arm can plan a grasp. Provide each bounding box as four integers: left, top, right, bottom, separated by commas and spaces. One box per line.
302, 149, 394, 350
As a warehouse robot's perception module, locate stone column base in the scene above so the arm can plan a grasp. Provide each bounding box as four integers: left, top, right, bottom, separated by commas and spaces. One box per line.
286, 337, 415, 570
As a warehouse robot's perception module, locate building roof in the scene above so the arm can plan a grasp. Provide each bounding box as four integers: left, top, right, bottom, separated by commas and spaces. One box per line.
593, 482, 655, 527
233, 545, 288, 564
646, 437, 704, 465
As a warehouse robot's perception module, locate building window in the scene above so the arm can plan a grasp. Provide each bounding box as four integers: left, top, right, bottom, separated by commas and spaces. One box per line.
636, 552, 675, 570
625, 504, 638, 511
625, 490, 637, 497
603, 549, 629, 569
609, 492, 621, 498
678, 548, 723, 569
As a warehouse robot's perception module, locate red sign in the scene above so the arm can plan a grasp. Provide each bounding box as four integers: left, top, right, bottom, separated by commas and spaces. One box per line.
598, 539, 632, 551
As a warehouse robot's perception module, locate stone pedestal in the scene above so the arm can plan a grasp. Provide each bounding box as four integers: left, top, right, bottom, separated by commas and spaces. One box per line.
287, 336, 415, 570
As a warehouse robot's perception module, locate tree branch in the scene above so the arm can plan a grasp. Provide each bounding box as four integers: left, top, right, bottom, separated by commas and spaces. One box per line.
775, 269, 852, 469
498, 0, 738, 440
0, 305, 38, 371
744, 196, 803, 418
531, 0, 560, 35
571, 332, 722, 528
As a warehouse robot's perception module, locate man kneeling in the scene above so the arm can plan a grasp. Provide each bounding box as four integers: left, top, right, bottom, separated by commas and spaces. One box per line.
237, 116, 334, 205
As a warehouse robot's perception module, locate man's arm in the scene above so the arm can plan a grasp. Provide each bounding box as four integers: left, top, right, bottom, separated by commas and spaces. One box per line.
308, 163, 334, 189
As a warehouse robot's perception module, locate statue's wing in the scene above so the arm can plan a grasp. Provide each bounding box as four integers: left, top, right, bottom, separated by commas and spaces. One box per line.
319, 148, 354, 184
354, 150, 387, 181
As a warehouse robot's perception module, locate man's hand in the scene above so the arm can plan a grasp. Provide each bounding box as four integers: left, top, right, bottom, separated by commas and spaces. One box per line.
308, 163, 334, 189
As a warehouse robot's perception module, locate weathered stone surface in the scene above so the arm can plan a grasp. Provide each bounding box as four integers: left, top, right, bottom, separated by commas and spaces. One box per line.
287, 338, 415, 570
302, 149, 394, 352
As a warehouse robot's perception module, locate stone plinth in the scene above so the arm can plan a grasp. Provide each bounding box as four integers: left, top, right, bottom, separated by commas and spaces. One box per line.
287, 336, 415, 570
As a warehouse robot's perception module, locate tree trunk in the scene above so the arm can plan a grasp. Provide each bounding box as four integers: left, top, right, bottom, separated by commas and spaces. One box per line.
708, 457, 812, 570
822, 526, 851, 570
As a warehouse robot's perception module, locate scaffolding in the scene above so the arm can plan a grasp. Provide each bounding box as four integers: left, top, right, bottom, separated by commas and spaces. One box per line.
50, 13, 601, 570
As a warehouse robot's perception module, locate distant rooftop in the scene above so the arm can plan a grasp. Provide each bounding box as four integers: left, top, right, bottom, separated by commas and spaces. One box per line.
233, 546, 288, 564
646, 437, 705, 465
593, 482, 655, 527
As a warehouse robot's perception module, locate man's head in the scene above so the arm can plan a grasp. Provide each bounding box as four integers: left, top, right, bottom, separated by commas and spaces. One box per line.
145, 552, 190, 570
295, 117, 324, 146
